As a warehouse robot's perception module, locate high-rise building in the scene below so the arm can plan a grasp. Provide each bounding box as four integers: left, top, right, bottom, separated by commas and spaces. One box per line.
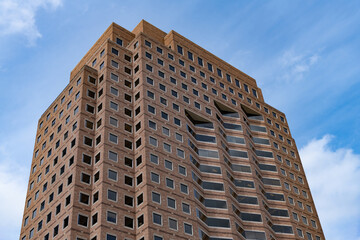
20, 20, 325, 240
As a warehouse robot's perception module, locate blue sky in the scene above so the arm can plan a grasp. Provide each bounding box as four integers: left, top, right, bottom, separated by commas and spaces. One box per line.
0, 0, 359, 239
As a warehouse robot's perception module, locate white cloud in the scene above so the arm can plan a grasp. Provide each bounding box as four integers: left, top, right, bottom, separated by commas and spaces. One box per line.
0, 0, 63, 44
300, 135, 360, 240
279, 50, 320, 82
0, 121, 36, 239
0, 147, 28, 240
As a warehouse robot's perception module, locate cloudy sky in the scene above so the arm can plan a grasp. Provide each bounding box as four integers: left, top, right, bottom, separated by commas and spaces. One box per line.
0, 0, 360, 239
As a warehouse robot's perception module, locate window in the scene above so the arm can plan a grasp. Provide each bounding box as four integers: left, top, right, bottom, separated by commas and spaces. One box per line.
92, 213, 98, 226
149, 136, 157, 147
167, 197, 176, 209
163, 142, 171, 152
111, 60, 118, 68
79, 193, 90, 205
183, 96, 190, 103
311, 220, 317, 228
151, 172, 160, 183
145, 40, 151, 47
169, 218, 178, 230
107, 189, 117, 201
177, 45, 183, 54
136, 173, 143, 185
175, 133, 183, 142
148, 105, 155, 114
81, 172, 91, 184
125, 157, 133, 167
293, 212, 299, 221
217, 68, 222, 77
171, 90, 178, 98
182, 203, 190, 214
109, 117, 118, 127
147, 90, 155, 99
166, 178, 174, 189
177, 148, 185, 158
111, 73, 118, 82
150, 154, 158, 164
110, 101, 118, 111
146, 64, 153, 72
124, 139, 132, 149
184, 223, 193, 235
302, 216, 308, 225
108, 169, 117, 181
149, 120, 157, 130
179, 165, 187, 176
306, 205, 312, 212
125, 123, 132, 133
164, 159, 173, 170
153, 212, 162, 225
29, 228, 34, 238
137, 193, 144, 206
180, 183, 188, 194
160, 97, 167, 105
109, 150, 118, 162
152, 192, 161, 204
174, 117, 181, 126
78, 214, 88, 227
107, 211, 117, 224
198, 57, 203, 66
124, 195, 133, 207
109, 133, 118, 144
116, 37, 123, 46
106, 234, 117, 240
297, 228, 304, 237
124, 216, 134, 229
180, 71, 186, 78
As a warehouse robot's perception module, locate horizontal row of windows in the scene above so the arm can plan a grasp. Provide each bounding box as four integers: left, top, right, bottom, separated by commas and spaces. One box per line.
192, 171, 224, 191
190, 155, 221, 174
188, 139, 219, 158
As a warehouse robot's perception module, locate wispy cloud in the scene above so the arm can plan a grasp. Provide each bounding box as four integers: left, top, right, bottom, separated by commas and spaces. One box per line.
300, 135, 360, 240
0, 0, 63, 44
279, 50, 320, 82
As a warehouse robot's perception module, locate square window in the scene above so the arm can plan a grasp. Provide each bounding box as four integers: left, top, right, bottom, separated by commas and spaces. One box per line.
150, 154, 158, 164
163, 142, 171, 152
79, 193, 90, 205
182, 203, 190, 214
107, 189, 117, 201
108, 169, 117, 181
107, 211, 117, 224
169, 218, 178, 230
124, 195, 133, 207
152, 192, 161, 204
184, 223, 193, 235
167, 197, 176, 209
179, 165, 186, 175
81, 172, 91, 184
153, 212, 162, 225
151, 172, 160, 183
180, 183, 188, 194
78, 214, 88, 227
149, 136, 158, 146
124, 175, 133, 186
124, 216, 134, 229
164, 159, 173, 170
166, 178, 174, 189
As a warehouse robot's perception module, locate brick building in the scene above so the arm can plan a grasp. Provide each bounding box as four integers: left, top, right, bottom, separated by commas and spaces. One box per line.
20, 20, 325, 240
